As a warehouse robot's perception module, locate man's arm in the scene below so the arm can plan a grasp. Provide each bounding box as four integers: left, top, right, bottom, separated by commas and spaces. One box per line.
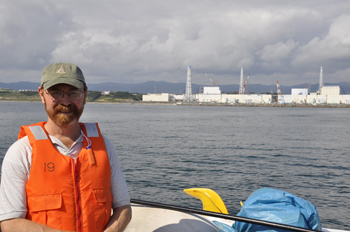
0, 218, 74, 232
104, 205, 132, 232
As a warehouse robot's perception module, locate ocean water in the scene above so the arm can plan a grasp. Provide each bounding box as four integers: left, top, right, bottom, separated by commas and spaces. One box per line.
0, 102, 349, 230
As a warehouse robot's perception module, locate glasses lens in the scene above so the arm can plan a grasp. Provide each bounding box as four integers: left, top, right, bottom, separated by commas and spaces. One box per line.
68, 91, 82, 100
47, 90, 83, 101
50, 91, 63, 100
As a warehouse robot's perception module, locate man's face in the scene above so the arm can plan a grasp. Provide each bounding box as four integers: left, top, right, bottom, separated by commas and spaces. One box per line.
40, 84, 87, 127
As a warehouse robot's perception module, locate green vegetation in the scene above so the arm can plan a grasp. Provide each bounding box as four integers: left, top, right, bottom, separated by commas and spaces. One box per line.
0, 88, 14, 92
94, 91, 142, 102
86, 91, 102, 102
0, 91, 142, 102
0, 91, 41, 101
20, 91, 40, 96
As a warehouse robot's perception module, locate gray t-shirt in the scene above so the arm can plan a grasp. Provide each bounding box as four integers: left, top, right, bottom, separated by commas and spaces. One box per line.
0, 132, 130, 222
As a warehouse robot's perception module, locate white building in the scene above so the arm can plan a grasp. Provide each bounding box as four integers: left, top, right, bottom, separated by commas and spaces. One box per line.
200, 87, 221, 94
172, 95, 184, 101
291, 88, 308, 95
321, 86, 340, 96
142, 93, 171, 102
197, 94, 272, 104
101, 90, 115, 95
141, 83, 350, 105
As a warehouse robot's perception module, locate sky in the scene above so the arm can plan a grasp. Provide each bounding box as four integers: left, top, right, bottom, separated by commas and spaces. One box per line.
1, 0, 350, 86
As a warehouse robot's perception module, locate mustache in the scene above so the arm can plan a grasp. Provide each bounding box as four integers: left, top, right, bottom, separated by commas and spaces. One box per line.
54, 104, 76, 113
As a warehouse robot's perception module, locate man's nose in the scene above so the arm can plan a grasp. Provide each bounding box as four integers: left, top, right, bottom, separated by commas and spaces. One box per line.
60, 93, 71, 105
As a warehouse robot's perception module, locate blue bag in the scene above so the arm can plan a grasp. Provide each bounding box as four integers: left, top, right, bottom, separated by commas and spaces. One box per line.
232, 188, 322, 232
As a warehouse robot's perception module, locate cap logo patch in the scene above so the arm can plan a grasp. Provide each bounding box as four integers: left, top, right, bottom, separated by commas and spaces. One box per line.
56, 65, 66, 74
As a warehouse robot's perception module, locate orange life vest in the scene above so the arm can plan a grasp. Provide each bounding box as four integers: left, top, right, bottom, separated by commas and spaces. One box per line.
19, 122, 113, 232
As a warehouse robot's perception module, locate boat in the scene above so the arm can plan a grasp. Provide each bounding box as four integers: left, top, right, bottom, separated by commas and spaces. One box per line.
124, 188, 348, 232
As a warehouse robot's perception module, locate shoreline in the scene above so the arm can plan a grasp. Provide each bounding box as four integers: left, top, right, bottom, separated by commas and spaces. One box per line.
87, 101, 350, 108
1, 100, 350, 108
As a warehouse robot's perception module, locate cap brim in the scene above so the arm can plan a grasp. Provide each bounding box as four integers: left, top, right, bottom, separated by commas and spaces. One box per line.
43, 77, 84, 90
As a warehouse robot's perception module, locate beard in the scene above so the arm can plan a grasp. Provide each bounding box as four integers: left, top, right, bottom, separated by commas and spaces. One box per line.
45, 101, 83, 127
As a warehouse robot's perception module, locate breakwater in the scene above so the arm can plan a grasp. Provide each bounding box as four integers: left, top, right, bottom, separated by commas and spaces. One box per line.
98, 101, 350, 108
2, 98, 350, 108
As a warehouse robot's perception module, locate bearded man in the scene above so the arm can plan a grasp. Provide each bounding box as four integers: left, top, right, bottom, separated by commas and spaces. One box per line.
0, 63, 132, 232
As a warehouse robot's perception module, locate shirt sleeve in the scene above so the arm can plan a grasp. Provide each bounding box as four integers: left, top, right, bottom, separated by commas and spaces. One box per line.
0, 136, 32, 221
102, 135, 131, 208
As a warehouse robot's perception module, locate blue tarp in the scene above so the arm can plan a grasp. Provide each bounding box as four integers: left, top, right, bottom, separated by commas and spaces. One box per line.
214, 188, 322, 232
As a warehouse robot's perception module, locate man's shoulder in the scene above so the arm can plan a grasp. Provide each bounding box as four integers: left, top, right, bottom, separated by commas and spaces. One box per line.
9, 135, 31, 149
3, 136, 32, 164
101, 135, 119, 161
101, 135, 114, 151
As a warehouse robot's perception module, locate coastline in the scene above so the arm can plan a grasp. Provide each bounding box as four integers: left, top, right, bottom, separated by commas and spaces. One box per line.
1, 100, 350, 108
86, 101, 350, 108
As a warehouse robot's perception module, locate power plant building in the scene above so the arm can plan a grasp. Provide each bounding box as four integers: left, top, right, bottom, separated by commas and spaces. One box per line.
141, 65, 350, 105
321, 86, 340, 96
197, 93, 272, 104
142, 93, 171, 102
200, 87, 221, 94
291, 89, 308, 95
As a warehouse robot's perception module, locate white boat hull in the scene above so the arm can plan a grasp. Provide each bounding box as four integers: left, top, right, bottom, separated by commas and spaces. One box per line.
125, 204, 348, 232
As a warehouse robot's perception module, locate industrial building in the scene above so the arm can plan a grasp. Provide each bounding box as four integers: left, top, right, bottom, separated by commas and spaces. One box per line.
321, 86, 340, 95
279, 93, 350, 104
142, 92, 350, 105
142, 93, 173, 102
200, 87, 221, 94
196, 93, 272, 104
142, 66, 350, 105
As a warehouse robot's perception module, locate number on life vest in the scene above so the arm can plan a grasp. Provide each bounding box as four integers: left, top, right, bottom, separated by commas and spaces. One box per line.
44, 162, 55, 172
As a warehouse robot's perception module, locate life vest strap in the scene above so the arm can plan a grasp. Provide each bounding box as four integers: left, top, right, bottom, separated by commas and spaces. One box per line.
28, 126, 48, 140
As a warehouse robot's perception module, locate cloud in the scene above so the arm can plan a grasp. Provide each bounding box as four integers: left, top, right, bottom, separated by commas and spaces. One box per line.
256, 40, 299, 71
0, 1, 77, 72
0, 0, 350, 86
292, 14, 350, 73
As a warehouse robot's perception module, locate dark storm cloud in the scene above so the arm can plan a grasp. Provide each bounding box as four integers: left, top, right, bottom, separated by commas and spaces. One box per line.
1, 0, 350, 85
0, 0, 79, 81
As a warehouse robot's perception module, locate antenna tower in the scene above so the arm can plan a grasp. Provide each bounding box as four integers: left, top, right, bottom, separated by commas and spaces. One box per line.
184, 66, 194, 102
239, 67, 244, 94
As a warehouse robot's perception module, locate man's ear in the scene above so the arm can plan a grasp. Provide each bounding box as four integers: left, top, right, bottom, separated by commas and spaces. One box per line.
38, 86, 45, 104
83, 87, 88, 105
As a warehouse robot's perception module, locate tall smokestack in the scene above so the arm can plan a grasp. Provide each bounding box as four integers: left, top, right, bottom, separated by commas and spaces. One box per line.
239, 67, 244, 94
318, 66, 323, 93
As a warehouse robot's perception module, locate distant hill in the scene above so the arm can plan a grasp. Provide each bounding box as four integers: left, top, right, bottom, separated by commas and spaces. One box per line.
1, 81, 350, 94
0, 82, 42, 91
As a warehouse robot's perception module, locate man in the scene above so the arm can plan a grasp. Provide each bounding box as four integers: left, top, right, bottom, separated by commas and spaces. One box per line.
0, 62, 132, 232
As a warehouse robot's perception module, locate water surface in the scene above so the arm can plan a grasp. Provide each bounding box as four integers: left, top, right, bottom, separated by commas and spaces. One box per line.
0, 102, 349, 230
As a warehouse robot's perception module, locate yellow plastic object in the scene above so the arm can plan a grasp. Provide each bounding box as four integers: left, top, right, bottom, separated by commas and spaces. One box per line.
183, 188, 229, 214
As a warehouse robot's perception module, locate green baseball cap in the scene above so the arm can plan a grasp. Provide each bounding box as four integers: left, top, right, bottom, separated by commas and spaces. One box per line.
41, 62, 86, 90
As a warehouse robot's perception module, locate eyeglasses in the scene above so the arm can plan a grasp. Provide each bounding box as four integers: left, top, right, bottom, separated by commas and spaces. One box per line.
45, 90, 84, 101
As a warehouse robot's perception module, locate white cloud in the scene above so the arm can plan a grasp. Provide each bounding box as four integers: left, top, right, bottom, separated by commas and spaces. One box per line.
0, 1, 77, 71
257, 40, 298, 62
0, 0, 350, 86
292, 14, 350, 71
255, 40, 298, 71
